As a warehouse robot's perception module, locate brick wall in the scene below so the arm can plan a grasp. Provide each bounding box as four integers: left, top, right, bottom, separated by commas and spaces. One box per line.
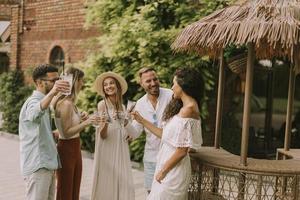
10, 5, 20, 69
22, 0, 87, 32
0, 4, 12, 20
17, 0, 98, 69
19, 39, 95, 68
0, 0, 19, 20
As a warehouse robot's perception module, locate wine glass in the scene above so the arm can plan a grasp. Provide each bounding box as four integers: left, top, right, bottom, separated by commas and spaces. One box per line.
92, 111, 100, 128
126, 100, 136, 120
126, 100, 136, 113
101, 111, 111, 124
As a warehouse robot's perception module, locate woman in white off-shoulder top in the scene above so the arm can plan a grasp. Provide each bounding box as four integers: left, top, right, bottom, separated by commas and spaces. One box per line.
132, 67, 204, 200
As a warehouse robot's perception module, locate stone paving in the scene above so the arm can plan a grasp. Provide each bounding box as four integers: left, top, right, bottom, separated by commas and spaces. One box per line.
0, 132, 147, 200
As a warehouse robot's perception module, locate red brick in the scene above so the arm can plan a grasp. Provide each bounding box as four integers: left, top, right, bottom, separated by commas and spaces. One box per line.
0, 0, 99, 70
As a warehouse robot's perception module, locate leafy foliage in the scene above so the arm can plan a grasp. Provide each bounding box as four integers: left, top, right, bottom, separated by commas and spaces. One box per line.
79, 0, 234, 160
199, 0, 235, 16
0, 70, 33, 133
129, 133, 146, 162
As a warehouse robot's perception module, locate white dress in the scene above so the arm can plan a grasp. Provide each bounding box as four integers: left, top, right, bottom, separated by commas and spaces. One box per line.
147, 115, 203, 200
91, 104, 135, 200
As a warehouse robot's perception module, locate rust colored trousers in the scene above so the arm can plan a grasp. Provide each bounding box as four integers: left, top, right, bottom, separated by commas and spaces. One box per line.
56, 137, 82, 200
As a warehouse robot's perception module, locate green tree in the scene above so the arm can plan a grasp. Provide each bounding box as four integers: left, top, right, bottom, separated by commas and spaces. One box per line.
79, 0, 234, 160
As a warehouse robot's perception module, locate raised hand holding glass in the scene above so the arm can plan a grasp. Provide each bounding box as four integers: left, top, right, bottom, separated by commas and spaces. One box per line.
60, 73, 73, 95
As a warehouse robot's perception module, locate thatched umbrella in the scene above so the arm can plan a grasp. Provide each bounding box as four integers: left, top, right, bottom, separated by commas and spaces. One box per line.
173, 0, 300, 62
172, 0, 300, 166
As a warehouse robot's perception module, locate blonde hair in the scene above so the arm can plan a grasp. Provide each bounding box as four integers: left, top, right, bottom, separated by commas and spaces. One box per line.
137, 67, 156, 83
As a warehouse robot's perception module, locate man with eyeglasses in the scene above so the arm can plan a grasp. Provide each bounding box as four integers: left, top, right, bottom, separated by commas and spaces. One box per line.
19, 64, 70, 200
131, 67, 173, 194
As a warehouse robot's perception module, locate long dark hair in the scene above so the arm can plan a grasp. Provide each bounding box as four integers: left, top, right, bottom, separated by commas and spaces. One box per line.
162, 67, 204, 121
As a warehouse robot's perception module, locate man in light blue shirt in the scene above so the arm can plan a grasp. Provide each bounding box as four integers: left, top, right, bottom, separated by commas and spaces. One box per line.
19, 64, 70, 200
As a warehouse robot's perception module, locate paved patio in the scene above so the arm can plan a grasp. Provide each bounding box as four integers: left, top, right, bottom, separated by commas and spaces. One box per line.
0, 132, 147, 200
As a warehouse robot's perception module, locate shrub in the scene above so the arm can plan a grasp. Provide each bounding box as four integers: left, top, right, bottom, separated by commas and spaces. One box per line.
0, 70, 33, 134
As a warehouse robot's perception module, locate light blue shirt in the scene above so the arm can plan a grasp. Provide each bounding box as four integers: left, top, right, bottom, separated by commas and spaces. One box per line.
19, 90, 60, 176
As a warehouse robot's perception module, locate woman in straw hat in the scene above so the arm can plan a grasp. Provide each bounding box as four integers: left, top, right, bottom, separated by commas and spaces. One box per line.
52, 67, 98, 200
91, 71, 137, 200
132, 67, 203, 200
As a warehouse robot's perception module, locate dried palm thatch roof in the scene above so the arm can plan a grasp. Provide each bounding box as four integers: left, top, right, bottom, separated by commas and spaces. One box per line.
172, 0, 300, 61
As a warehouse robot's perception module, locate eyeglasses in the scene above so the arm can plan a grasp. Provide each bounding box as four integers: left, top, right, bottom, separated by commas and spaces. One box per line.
152, 113, 158, 127
41, 77, 60, 83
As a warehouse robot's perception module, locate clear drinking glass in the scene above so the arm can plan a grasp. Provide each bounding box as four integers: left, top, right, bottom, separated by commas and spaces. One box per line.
126, 100, 136, 120
60, 73, 73, 96
126, 100, 136, 113
101, 111, 111, 124
92, 111, 100, 128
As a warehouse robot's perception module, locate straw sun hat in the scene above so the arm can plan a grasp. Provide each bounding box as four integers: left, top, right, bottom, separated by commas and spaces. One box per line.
94, 71, 128, 96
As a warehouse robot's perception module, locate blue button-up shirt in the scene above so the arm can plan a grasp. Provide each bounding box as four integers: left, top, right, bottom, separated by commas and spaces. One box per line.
19, 90, 60, 176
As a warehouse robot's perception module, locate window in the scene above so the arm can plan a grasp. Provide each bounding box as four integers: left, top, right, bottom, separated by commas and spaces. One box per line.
49, 46, 65, 67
